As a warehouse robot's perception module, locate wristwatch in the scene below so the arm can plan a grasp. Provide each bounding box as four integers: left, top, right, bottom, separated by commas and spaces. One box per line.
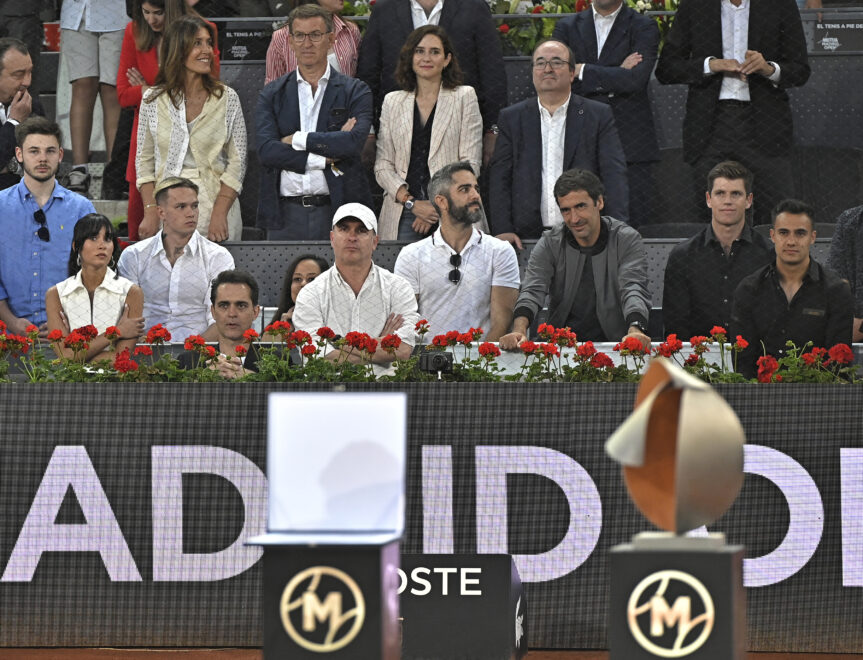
629, 320, 647, 334
403, 197, 415, 211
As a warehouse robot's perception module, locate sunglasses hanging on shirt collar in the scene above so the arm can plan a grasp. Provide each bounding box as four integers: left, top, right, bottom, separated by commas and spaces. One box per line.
33, 209, 50, 242
448, 253, 461, 284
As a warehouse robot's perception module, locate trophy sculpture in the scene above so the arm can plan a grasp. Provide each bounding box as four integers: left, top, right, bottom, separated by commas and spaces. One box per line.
606, 357, 746, 659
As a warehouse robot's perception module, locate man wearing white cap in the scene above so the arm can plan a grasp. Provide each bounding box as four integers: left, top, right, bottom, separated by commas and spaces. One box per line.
292, 202, 418, 362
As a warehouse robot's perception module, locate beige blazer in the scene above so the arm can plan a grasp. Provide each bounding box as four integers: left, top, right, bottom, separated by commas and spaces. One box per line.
374, 85, 484, 240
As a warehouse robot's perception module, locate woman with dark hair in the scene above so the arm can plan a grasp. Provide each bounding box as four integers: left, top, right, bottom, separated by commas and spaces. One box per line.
137, 14, 245, 242
374, 25, 484, 241
270, 254, 330, 325
265, 0, 361, 83
45, 215, 145, 362
117, 0, 220, 240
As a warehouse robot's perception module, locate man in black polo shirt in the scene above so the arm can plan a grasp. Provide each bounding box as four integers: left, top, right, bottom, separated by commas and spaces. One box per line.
731, 199, 853, 378
663, 161, 773, 339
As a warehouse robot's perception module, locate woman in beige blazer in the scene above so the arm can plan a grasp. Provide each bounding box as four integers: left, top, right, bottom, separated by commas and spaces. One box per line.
375, 25, 484, 241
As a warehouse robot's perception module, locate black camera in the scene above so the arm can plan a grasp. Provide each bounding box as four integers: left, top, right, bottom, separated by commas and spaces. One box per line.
418, 350, 454, 375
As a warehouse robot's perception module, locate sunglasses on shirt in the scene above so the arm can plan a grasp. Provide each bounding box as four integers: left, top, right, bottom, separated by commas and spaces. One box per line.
34, 209, 50, 242
448, 253, 461, 285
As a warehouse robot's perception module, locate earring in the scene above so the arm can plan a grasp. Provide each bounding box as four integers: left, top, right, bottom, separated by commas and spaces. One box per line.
76, 253, 82, 267
109, 256, 117, 270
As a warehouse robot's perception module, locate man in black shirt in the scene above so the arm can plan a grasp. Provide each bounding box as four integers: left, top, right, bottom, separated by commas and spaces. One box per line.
663, 161, 773, 339
731, 199, 853, 378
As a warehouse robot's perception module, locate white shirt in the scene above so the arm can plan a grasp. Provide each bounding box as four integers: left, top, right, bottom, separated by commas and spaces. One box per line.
60, 0, 129, 32
280, 65, 331, 196
411, 0, 444, 28
117, 231, 235, 342
704, 0, 781, 100
538, 96, 570, 228
594, 4, 622, 57
293, 263, 419, 346
56, 268, 134, 333
394, 227, 520, 338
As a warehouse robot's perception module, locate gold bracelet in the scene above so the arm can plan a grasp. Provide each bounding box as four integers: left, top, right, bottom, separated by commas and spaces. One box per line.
144, 203, 157, 209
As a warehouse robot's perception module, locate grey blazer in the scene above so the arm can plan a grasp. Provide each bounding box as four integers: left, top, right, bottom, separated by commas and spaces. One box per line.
516, 218, 651, 340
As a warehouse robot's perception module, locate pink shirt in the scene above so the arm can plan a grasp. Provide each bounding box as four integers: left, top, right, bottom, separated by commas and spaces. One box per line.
265, 14, 361, 84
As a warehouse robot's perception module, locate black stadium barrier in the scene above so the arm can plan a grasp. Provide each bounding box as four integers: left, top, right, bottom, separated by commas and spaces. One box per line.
1, 383, 861, 652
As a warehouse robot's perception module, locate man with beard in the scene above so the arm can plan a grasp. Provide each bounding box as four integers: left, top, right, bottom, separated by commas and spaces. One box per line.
499, 168, 651, 350
0, 38, 45, 190
394, 162, 519, 340
0, 117, 95, 336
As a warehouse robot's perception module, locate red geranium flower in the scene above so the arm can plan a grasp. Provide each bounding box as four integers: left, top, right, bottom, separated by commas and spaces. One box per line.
520, 341, 538, 355
64, 330, 89, 351
532, 4, 544, 12
577, 340, 597, 359
184, 335, 206, 351
684, 353, 699, 367
827, 343, 854, 365
734, 335, 749, 350
24, 324, 38, 335
431, 334, 448, 347
468, 327, 484, 342
655, 334, 683, 358
381, 334, 402, 352
75, 325, 99, 340
46, 329, 64, 342
113, 348, 138, 373
133, 345, 153, 356
553, 327, 577, 347
478, 342, 501, 358
457, 332, 474, 347
590, 352, 614, 369
614, 336, 645, 355
415, 319, 430, 335
146, 323, 172, 345
710, 325, 727, 340
204, 346, 217, 359
756, 355, 779, 383
234, 345, 248, 357
537, 323, 555, 340
0, 320, 6, 334
243, 328, 259, 342
540, 343, 560, 357
498, 23, 510, 33
301, 344, 316, 356
104, 326, 121, 341
316, 326, 335, 340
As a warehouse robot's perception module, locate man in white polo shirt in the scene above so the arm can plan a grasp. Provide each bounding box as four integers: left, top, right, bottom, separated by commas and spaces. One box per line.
292, 202, 418, 363
394, 162, 519, 340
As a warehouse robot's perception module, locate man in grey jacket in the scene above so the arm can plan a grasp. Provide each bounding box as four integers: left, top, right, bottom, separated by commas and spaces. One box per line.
499, 169, 651, 350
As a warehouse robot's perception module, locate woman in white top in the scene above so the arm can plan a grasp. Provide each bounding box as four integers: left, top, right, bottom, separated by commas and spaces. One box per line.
137, 14, 247, 242
46, 214, 145, 362
374, 25, 484, 241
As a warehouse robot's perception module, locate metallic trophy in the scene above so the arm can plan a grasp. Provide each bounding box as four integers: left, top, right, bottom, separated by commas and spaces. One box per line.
606, 357, 747, 659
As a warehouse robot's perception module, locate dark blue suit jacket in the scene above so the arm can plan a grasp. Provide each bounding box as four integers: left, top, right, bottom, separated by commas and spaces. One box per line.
488, 94, 629, 239
255, 70, 373, 229
655, 0, 809, 163
552, 6, 660, 163
356, 0, 507, 131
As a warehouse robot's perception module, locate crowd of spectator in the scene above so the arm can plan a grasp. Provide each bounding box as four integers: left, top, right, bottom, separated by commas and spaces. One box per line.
0, 0, 860, 375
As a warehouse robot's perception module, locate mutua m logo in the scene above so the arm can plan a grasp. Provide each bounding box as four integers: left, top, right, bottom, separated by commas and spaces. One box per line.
280, 566, 366, 652
626, 570, 714, 657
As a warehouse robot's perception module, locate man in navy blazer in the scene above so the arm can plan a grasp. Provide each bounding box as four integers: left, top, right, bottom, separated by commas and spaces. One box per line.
552, 2, 660, 227
655, 0, 809, 225
489, 40, 628, 246
356, 0, 507, 164
256, 4, 372, 239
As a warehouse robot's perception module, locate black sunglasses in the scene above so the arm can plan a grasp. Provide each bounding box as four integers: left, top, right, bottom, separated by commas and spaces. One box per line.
448, 253, 461, 285
34, 209, 50, 242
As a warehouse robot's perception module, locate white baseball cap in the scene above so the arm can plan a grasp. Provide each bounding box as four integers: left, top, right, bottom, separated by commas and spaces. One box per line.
331, 203, 378, 233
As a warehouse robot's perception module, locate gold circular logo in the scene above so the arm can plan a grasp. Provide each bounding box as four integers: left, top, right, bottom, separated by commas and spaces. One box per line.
280, 566, 366, 652
627, 569, 714, 658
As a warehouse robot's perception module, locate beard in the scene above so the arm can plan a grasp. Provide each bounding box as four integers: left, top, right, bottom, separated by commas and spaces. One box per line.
449, 198, 486, 227
23, 161, 57, 183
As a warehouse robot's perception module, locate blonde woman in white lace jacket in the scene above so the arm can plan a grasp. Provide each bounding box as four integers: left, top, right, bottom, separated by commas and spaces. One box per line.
136, 15, 247, 242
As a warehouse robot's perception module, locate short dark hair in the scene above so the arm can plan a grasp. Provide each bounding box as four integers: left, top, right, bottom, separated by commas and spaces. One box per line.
0, 37, 31, 75
68, 214, 120, 277
287, 3, 333, 33
772, 198, 816, 228
15, 117, 62, 148
155, 177, 199, 205
553, 169, 604, 205
428, 161, 476, 214
211, 269, 260, 306
706, 161, 753, 195
394, 25, 463, 92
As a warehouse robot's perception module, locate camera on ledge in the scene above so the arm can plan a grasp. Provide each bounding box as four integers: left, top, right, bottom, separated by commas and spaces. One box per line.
418, 350, 454, 375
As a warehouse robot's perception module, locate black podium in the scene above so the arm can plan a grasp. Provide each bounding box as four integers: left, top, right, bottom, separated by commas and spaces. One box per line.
609, 535, 746, 660
261, 541, 400, 659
